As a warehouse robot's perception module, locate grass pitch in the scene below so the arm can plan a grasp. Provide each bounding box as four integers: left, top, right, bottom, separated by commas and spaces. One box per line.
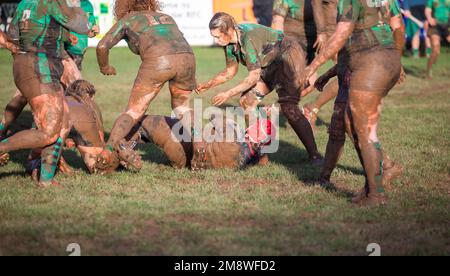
0, 47, 449, 255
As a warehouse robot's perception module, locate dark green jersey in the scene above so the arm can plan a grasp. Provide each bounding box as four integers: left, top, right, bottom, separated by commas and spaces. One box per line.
428, 0, 450, 24
225, 24, 284, 71
272, 0, 326, 38
65, 0, 96, 56
99, 11, 192, 58
8, 0, 89, 59
338, 0, 401, 53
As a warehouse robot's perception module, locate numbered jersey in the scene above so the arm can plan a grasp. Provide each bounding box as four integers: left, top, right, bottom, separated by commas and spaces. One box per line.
338, 0, 401, 53
8, 0, 89, 59
101, 11, 193, 58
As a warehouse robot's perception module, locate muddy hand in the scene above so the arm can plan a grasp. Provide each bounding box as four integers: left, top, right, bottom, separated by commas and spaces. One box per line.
314, 33, 327, 54
299, 66, 314, 90
194, 82, 210, 95
397, 66, 406, 85
212, 92, 230, 106
100, 65, 117, 76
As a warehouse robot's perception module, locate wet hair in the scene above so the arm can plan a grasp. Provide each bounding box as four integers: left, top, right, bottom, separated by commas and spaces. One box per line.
114, 0, 160, 20
65, 80, 96, 100
209, 12, 237, 33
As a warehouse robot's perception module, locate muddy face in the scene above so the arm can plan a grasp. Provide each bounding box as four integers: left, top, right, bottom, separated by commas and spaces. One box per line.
211, 28, 234, 47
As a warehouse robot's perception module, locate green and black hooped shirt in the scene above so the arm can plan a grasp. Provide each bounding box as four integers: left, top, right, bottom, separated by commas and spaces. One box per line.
8, 0, 89, 82
225, 23, 284, 71
337, 0, 401, 53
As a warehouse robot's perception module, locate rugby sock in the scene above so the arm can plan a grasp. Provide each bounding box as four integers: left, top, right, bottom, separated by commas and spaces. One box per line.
281, 104, 321, 159
40, 137, 63, 183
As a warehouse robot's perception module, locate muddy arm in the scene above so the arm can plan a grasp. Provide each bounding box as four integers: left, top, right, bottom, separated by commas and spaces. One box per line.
196, 48, 239, 93
97, 20, 126, 74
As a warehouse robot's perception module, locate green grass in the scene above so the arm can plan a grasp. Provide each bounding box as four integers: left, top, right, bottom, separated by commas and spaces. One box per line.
0, 47, 449, 256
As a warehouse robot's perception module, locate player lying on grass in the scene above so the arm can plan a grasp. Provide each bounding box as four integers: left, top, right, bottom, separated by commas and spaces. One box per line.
109, 112, 275, 171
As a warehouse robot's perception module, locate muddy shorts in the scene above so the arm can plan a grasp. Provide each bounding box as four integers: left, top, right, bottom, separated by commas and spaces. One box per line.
287, 34, 316, 65
348, 47, 401, 94
13, 53, 64, 100
133, 52, 197, 93
260, 38, 307, 104
427, 23, 450, 39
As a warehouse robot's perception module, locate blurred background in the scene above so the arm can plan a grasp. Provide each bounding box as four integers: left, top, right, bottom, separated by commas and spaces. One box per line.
2, 0, 447, 55
0, 0, 275, 46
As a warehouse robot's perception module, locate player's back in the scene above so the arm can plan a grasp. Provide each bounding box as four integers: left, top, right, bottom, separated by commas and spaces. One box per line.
121, 10, 193, 58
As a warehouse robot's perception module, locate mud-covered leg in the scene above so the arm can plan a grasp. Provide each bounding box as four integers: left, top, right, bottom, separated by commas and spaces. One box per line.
304, 79, 339, 132
319, 102, 346, 183
427, 35, 441, 78
109, 87, 160, 147
169, 85, 202, 170
0, 89, 27, 139
347, 90, 387, 207
280, 103, 323, 164
98, 85, 161, 170
39, 91, 70, 187
0, 93, 63, 153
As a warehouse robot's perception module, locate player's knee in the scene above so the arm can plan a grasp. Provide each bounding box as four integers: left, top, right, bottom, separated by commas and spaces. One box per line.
125, 109, 144, 121
435, 48, 441, 56
42, 131, 61, 146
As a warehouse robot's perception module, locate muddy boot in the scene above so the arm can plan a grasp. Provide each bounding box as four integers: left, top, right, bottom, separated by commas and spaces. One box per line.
26, 157, 60, 188
354, 142, 389, 207
37, 179, 61, 188
190, 126, 208, 171
94, 146, 116, 172
383, 162, 403, 190
116, 140, 142, 172
191, 143, 207, 171
356, 191, 388, 207
351, 186, 369, 204
309, 154, 324, 166
0, 152, 9, 166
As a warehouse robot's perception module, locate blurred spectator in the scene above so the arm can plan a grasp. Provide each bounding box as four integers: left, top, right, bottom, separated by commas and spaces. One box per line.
403, 0, 431, 57
253, 0, 274, 26
1, 2, 19, 33
425, 0, 450, 77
